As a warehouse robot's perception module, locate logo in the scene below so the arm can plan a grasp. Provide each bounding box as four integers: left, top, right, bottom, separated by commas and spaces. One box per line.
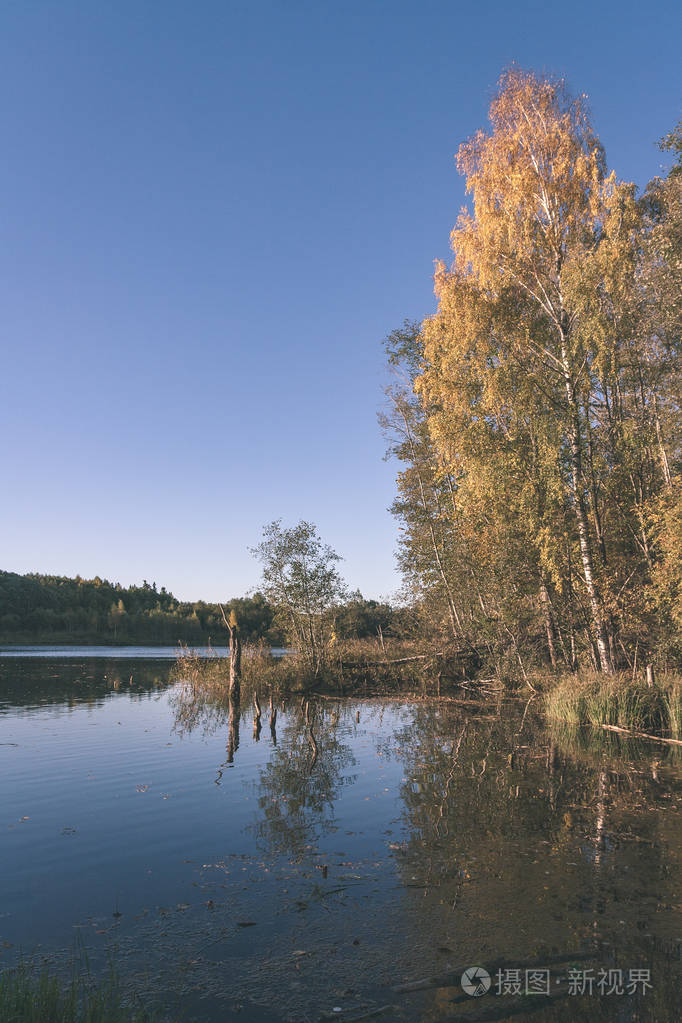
461, 966, 491, 997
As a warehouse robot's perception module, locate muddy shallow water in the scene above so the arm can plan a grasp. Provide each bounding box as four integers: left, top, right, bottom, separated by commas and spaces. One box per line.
1, 655, 680, 1021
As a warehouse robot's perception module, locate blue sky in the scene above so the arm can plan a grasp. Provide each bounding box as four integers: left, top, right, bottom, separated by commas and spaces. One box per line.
1, 0, 680, 603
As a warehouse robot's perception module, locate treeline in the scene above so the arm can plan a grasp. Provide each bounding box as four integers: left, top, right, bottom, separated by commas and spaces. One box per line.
0, 570, 397, 648
384, 69, 681, 678
0, 571, 276, 645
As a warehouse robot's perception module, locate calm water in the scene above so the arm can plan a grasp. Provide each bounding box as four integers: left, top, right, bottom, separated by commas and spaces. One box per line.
0, 645, 288, 659
1, 654, 681, 1022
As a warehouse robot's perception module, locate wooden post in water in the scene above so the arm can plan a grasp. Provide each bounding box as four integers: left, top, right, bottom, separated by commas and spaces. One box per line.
219, 604, 241, 700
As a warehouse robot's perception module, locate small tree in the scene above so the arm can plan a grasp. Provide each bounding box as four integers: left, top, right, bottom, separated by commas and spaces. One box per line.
251, 520, 348, 675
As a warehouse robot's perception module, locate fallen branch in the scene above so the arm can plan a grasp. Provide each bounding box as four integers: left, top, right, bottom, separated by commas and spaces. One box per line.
343, 1006, 397, 1023
440, 989, 569, 1022
395, 957, 509, 994
394, 952, 592, 993
340, 654, 432, 668
319, 1008, 395, 1023
600, 723, 682, 747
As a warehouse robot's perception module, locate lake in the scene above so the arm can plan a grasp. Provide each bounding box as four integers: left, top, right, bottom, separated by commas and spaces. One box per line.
1, 651, 680, 1022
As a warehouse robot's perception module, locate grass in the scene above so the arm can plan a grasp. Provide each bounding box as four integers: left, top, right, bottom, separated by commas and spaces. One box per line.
0, 962, 159, 1023
171, 641, 316, 697
170, 637, 438, 699
661, 678, 682, 739
544, 672, 682, 738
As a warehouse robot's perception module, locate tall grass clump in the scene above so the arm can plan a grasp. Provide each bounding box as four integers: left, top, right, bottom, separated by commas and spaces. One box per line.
0, 963, 157, 1023
171, 636, 435, 700
661, 679, 682, 739
545, 672, 681, 736
544, 679, 584, 727
172, 642, 315, 698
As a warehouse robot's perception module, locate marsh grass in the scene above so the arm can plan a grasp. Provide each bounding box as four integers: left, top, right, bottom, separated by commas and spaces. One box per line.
170, 637, 432, 700
171, 642, 315, 698
545, 672, 682, 737
661, 679, 682, 739
0, 962, 158, 1023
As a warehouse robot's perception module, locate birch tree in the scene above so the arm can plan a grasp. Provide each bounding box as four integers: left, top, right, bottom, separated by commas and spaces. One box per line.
250, 521, 347, 675
383, 75, 679, 673
418, 69, 647, 672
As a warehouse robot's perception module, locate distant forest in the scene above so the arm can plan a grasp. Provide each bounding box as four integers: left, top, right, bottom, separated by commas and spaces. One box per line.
0, 570, 395, 647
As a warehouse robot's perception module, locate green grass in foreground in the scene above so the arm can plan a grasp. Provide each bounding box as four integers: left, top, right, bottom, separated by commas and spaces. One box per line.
544, 672, 682, 738
0, 964, 159, 1023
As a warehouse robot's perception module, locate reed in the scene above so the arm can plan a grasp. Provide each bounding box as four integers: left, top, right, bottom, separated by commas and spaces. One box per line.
661, 679, 682, 739
170, 637, 432, 699
172, 642, 316, 697
545, 672, 681, 736
0, 962, 158, 1023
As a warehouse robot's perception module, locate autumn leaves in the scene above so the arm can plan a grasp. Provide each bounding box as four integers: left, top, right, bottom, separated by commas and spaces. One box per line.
391, 70, 681, 674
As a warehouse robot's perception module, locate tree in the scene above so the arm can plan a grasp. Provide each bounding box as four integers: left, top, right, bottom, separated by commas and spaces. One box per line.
380, 322, 473, 648
415, 68, 679, 673
250, 521, 348, 674
640, 121, 682, 658
108, 598, 127, 639
334, 592, 394, 641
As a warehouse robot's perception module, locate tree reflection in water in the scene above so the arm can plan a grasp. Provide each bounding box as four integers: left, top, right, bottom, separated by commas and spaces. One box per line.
381, 698, 681, 1021
171, 682, 357, 859
170, 681, 243, 783
168, 684, 680, 1021
250, 699, 356, 859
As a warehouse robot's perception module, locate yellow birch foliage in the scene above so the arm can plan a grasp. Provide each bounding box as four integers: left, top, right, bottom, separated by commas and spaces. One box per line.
416, 68, 674, 668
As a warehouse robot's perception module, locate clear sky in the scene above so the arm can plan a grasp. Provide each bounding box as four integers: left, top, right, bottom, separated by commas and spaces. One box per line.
1, 0, 680, 603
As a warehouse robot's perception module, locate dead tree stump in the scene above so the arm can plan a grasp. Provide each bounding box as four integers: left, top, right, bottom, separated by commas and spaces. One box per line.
219, 604, 241, 700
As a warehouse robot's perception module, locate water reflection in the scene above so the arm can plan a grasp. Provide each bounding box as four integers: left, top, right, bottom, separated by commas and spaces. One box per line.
251, 700, 356, 859
381, 699, 682, 1020
3, 660, 680, 1022
0, 656, 170, 712
171, 682, 357, 859
170, 682, 681, 1020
